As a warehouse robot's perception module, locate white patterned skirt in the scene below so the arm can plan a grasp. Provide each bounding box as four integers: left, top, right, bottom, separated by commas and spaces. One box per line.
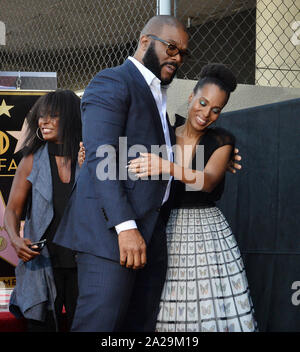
156, 207, 257, 332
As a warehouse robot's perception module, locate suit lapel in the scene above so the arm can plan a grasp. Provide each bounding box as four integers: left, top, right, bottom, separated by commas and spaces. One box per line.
124, 60, 166, 145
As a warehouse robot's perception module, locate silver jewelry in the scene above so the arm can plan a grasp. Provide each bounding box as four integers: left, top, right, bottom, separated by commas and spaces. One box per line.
36, 127, 44, 141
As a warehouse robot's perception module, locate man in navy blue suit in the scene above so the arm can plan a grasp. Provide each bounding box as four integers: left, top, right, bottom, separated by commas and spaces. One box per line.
54, 15, 189, 331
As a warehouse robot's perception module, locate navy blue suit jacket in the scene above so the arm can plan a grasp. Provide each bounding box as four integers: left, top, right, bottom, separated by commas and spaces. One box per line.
54, 59, 176, 261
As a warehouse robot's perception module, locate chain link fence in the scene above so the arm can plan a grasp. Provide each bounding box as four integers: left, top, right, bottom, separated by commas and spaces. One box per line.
256, 0, 300, 87
175, 0, 257, 85
0, 0, 299, 91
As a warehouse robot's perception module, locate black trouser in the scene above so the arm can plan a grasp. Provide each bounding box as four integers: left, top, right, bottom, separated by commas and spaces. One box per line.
71, 213, 168, 332
27, 267, 78, 332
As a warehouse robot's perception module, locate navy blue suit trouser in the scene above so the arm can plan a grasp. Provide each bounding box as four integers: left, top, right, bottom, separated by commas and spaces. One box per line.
71, 214, 168, 332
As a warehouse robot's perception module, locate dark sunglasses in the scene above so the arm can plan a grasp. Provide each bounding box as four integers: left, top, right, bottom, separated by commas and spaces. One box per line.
146, 34, 189, 59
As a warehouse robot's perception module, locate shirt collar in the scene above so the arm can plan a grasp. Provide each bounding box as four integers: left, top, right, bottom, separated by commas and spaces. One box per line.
128, 56, 169, 90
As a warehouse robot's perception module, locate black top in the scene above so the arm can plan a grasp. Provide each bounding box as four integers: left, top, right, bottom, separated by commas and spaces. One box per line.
42, 142, 77, 268
172, 114, 235, 208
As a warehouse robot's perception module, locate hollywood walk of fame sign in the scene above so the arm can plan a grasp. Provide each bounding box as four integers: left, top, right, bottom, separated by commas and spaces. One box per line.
0, 90, 49, 277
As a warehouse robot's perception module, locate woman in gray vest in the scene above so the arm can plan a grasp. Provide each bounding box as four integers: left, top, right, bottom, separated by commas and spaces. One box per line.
4, 89, 82, 331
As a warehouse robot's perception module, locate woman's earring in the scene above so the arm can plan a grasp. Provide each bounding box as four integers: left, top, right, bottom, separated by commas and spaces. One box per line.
36, 127, 44, 141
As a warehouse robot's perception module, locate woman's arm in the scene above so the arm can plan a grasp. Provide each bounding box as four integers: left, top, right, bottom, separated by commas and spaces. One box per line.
4, 155, 40, 262
199, 144, 233, 192
128, 144, 233, 192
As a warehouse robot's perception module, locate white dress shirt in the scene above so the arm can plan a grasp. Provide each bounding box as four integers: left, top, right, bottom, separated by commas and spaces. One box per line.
115, 56, 173, 235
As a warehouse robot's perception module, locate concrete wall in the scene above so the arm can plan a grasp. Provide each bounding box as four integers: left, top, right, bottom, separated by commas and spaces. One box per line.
167, 78, 300, 123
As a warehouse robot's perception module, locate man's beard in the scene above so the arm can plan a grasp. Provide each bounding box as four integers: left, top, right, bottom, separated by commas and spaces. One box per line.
142, 42, 178, 85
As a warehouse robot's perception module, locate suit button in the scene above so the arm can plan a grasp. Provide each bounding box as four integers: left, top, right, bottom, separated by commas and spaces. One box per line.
156, 207, 161, 212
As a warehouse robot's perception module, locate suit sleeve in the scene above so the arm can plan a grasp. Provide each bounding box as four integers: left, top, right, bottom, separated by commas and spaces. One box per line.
81, 69, 137, 229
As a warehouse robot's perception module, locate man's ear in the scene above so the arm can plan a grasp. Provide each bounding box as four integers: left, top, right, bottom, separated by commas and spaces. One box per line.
139, 34, 151, 52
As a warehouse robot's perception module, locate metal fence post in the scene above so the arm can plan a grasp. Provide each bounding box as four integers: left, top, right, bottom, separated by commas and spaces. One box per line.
0, 21, 5, 46
158, 0, 172, 15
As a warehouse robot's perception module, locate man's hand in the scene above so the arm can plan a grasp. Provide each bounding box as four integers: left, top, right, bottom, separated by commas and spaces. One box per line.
227, 148, 242, 174
118, 229, 147, 270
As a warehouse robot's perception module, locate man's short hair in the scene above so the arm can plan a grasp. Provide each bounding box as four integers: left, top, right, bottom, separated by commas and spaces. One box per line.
140, 15, 188, 37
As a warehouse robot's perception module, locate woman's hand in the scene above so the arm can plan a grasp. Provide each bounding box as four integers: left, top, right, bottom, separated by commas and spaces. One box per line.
78, 141, 86, 168
227, 148, 242, 174
128, 152, 170, 178
11, 236, 40, 262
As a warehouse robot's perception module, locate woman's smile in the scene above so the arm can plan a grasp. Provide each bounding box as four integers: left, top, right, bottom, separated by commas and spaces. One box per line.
195, 114, 209, 126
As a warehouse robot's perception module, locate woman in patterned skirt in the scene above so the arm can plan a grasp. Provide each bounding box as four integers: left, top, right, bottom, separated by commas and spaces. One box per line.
129, 64, 257, 332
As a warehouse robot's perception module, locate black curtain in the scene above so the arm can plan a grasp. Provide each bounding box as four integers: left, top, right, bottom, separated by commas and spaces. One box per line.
215, 98, 300, 331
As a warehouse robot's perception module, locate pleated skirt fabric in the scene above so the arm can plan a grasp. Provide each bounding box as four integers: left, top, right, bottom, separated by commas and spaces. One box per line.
156, 207, 257, 332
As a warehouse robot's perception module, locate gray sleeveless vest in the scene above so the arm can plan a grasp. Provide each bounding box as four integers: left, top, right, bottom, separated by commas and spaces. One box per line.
9, 144, 77, 325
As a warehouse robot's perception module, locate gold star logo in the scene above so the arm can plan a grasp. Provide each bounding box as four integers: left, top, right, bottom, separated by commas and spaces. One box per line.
0, 99, 14, 117
0, 131, 10, 155
0, 236, 7, 252
7, 119, 28, 154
